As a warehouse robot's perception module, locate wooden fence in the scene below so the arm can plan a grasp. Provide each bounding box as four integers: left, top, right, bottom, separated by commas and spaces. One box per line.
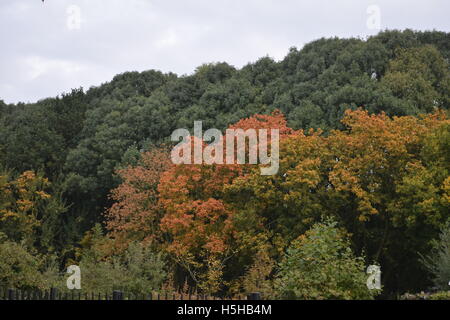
0, 288, 261, 301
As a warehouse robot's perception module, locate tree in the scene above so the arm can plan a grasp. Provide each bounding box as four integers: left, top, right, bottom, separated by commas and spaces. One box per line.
225, 109, 449, 294
106, 147, 172, 250
0, 171, 49, 247
381, 45, 450, 113
421, 220, 450, 290
274, 219, 378, 300
2, 29, 450, 297
158, 110, 296, 292
0, 105, 66, 179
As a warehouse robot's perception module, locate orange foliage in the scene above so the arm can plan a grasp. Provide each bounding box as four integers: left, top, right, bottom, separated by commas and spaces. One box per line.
105, 148, 172, 249
158, 110, 297, 259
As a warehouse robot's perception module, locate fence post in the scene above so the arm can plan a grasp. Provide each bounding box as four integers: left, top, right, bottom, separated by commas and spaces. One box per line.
50, 288, 58, 300
247, 292, 261, 300
113, 290, 123, 300
8, 289, 15, 301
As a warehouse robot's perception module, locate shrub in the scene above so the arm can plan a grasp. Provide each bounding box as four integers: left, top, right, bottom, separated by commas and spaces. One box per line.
0, 234, 45, 290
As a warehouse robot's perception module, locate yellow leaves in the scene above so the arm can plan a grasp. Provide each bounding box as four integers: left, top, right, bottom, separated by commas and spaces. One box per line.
0, 209, 20, 221
35, 190, 51, 200
329, 109, 449, 222
358, 215, 368, 222
285, 158, 322, 188
18, 170, 36, 182
16, 199, 34, 212
441, 176, 450, 208
228, 109, 449, 235
0, 170, 52, 244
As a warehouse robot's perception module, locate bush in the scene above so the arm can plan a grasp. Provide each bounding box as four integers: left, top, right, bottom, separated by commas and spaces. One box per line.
75, 225, 167, 294
0, 239, 43, 290
274, 219, 379, 300
0, 234, 61, 290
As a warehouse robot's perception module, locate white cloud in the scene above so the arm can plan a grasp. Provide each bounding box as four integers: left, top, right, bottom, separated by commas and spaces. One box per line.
154, 28, 179, 48
0, 0, 449, 104
23, 56, 84, 80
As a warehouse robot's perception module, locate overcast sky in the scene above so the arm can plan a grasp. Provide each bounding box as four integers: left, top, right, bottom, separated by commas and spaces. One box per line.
1, 0, 449, 104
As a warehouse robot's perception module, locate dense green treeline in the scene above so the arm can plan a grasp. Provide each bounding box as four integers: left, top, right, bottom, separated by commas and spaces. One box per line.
0, 29, 449, 297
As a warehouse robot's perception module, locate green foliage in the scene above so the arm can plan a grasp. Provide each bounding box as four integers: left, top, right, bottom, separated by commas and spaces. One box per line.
381, 45, 450, 113
421, 220, 450, 290
75, 225, 167, 295
1, 31, 448, 244
0, 105, 66, 179
0, 234, 61, 290
0, 30, 449, 297
0, 237, 42, 290
274, 219, 379, 300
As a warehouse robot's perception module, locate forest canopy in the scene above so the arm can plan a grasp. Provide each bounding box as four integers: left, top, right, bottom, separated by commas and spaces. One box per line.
0, 29, 449, 298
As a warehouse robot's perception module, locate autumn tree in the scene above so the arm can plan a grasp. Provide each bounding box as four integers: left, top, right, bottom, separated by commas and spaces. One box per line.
225, 109, 449, 294
0, 170, 67, 250
159, 110, 296, 293
105, 147, 172, 250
